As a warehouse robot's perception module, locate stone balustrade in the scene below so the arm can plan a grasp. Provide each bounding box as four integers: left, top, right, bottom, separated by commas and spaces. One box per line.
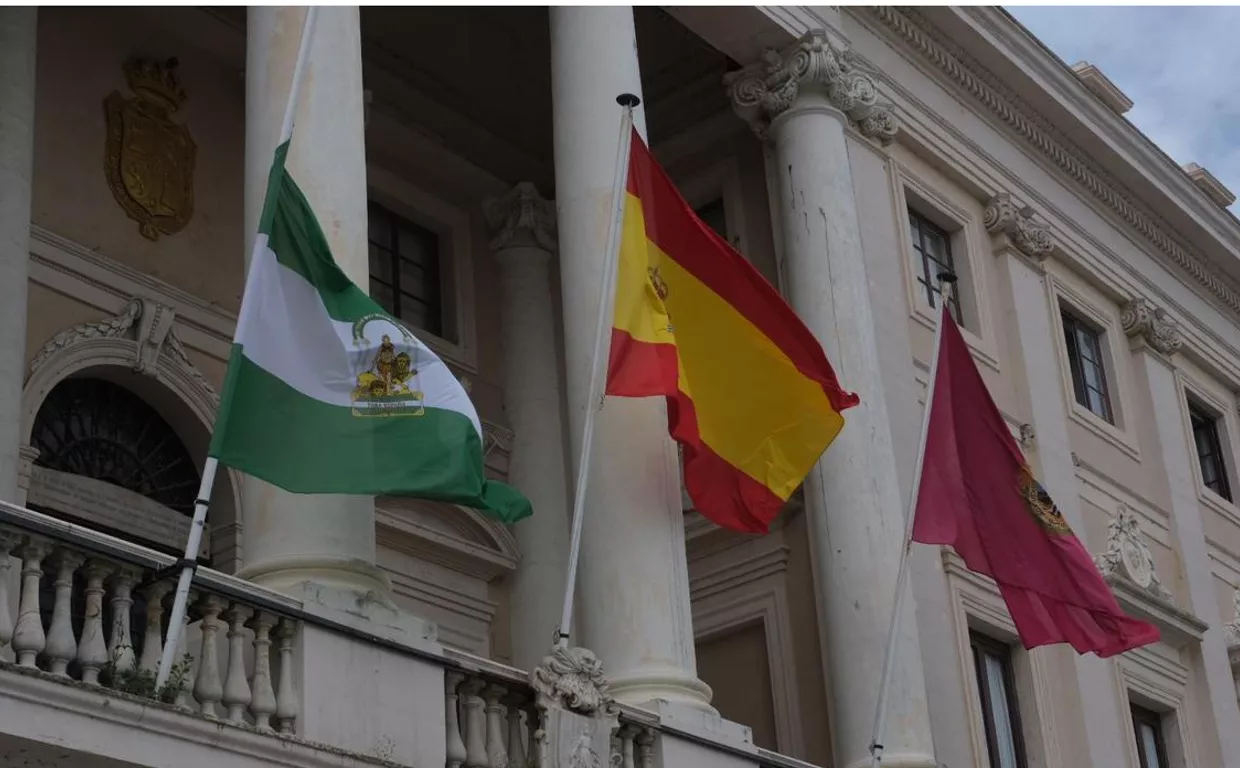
0, 501, 302, 734
442, 649, 659, 768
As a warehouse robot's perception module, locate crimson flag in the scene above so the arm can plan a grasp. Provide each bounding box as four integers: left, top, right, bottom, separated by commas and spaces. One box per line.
912, 307, 1159, 657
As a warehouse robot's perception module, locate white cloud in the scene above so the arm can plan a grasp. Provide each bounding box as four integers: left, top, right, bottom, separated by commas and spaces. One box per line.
1007, 6, 1240, 211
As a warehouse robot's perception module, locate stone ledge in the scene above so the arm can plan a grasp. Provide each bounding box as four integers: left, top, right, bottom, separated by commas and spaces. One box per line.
0, 663, 409, 768
1106, 574, 1208, 649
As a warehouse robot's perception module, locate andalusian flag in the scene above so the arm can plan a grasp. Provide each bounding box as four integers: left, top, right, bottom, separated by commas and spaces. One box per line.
607, 128, 858, 533
209, 142, 531, 524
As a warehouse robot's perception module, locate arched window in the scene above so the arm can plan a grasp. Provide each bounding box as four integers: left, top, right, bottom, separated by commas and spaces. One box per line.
29, 377, 201, 555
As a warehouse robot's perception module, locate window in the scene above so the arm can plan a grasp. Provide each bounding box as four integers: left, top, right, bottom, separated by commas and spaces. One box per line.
367, 199, 443, 336
1131, 705, 1169, 768
1189, 401, 1231, 501
908, 209, 961, 323
1062, 311, 1114, 423
695, 197, 728, 242
969, 632, 1028, 768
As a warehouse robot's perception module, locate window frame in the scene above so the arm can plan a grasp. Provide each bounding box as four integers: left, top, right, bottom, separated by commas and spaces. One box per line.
1130, 704, 1170, 768
367, 199, 445, 337
908, 207, 962, 324
1187, 398, 1232, 502
1061, 309, 1115, 424
968, 631, 1030, 768
363, 164, 478, 373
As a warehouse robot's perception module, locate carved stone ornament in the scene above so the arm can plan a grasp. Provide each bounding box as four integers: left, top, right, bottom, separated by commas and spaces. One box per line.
724, 29, 898, 143
1223, 588, 1239, 653
104, 57, 196, 241
28, 297, 215, 401
1094, 504, 1173, 602
530, 646, 614, 716
484, 181, 557, 253
1120, 297, 1183, 357
983, 193, 1054, 262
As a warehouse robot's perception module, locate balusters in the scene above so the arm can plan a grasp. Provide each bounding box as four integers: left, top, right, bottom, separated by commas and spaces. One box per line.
172, 591, 196, 709
248, 611, 278, 730
483, 685, 509, 768
459, 678, 489, 768
106, 567, 139, 675
0, 532, 22, 660
76, 560, 111, 683
11, 539, 48, 667
193, 594, 225, 718
274, 617, 298, 734
138, 581, 172, 673
44, 549, 83, 676
446, 671, 468, 768
222, 603, 253, 723
635, 728, 654, 768
504, 693, 528, 768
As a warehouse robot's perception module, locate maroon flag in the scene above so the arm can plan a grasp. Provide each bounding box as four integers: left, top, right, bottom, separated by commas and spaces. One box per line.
912, 307, 1159, 657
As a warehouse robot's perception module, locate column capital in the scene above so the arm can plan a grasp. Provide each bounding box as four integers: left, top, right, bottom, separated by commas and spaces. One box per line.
723, 29, 898, 143
1120, 297, 1183, 357
484, 181, 557, 254
984, 193, 1055, 263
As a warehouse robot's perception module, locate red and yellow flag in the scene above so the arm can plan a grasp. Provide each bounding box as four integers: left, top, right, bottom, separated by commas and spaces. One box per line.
606, 128, 859, 533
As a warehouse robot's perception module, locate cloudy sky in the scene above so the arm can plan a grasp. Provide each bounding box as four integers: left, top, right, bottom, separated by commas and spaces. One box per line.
1006, 5, 1240, 212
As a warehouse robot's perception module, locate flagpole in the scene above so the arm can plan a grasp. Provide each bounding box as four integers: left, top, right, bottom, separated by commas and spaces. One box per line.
154, 6, 320, 691
868, 272, 956, 768
554, 93, 640, 650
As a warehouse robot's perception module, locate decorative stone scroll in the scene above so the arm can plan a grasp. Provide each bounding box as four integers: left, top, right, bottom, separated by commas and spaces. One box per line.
484, 181, 557, 253
724, 29, 898, 143
530, 646, 619, 768
983, 193, 1054, 262
1094, 504, 1173, 602
1120, 297, 1183, 357
29, 296, 214, 395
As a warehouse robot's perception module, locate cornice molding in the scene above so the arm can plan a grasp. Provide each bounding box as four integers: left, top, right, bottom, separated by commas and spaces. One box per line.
866, 6, 1240, 318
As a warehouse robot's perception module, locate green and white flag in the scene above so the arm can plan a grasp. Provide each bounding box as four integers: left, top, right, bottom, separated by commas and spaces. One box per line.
210, 142, 531, 524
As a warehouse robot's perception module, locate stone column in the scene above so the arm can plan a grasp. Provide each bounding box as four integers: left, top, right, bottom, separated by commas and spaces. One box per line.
241, 7, 387, 600
0, 8, 37, 503
549, 6, 712, 710
483, 182, 572, 671
726, 31, 934, 768
985, 194, 1129, 766
1120, 299, 1240, 767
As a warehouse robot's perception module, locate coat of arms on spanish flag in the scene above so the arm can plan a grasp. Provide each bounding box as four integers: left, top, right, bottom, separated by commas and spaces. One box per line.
605, 127, 859, 533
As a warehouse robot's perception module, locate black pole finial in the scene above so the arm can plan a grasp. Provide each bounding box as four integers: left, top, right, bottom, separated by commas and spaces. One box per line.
617, 93, 641, 109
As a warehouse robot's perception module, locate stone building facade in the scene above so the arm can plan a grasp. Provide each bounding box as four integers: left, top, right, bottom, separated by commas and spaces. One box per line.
0, 6, 1237, 768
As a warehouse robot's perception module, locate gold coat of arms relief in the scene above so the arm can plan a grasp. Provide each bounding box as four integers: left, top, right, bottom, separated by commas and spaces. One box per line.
104, 57, 196, 241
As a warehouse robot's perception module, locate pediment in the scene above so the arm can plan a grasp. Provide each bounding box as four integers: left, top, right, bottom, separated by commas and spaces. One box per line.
376, 497, 520, 582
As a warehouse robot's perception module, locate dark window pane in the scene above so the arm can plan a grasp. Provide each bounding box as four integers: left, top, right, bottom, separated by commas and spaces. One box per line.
1189, 404, 1231, 500
366, 199, 444, 335
695, 197, 728, 240
1062, 312, 1113, 423
1131, 705, 1169, 768
907, 208, 961, 324
969, 632, 1028, 768
369, 244, 393, 284
370, 280, 394, 314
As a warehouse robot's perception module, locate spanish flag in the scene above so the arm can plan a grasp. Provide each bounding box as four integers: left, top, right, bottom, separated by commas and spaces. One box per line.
606, 128, 859, 533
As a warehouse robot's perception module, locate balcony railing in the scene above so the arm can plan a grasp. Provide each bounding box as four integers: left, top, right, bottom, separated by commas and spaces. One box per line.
0, 499, 303, 731
0, 499, 823, 768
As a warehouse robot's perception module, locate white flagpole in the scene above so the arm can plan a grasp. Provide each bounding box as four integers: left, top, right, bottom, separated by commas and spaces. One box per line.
155, 6, 320, 691
554, 93, 640, 650
868, 272, 956, 768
